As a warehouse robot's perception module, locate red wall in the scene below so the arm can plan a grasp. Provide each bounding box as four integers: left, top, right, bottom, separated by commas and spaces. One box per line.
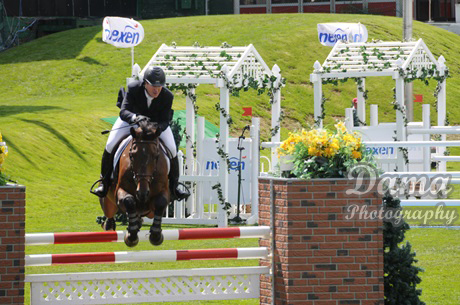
241, 2, 398, 17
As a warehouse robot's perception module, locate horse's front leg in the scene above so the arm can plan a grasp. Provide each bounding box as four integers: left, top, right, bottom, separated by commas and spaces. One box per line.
149, 192, 169, 246
118, 188, 141, 247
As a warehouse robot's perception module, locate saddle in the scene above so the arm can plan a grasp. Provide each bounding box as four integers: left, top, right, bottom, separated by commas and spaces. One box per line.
111, 135, 172, 180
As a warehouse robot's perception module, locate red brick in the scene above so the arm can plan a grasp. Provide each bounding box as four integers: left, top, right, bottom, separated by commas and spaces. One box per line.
7, 193, 25, 200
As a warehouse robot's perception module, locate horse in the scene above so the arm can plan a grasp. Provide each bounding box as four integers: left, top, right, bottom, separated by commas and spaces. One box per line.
99, 120, 170, 247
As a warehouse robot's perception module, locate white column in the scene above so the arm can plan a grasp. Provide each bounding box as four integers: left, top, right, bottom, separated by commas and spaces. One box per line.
218, 71, 230, 227
356, 78, 366, 125
395, 76, 407, 171
195, 117, 205, 219
310, 66, 323, 128
370, 105, 379, 126
345, 108, 354, 131
422, 105, 431, 172
271, 65, 281, 170
233, 0, 240, 14
247, 117, 260, 225
185, 88, 196, 215
437, 77, 447, 172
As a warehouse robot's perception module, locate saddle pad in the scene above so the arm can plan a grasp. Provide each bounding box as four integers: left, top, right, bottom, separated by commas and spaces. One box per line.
112, 136, 170, 179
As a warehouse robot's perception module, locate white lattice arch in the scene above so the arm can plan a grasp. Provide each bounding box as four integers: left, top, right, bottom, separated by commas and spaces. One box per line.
309, 38, 448, 170
129, 44, 282, 227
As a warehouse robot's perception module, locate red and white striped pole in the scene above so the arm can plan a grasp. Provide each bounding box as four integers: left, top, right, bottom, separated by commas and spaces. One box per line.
25, 226, 270, 245
25, 247, 269, 266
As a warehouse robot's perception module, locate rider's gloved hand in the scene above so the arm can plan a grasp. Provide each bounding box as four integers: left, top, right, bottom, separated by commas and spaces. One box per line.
133, 115, 149, 124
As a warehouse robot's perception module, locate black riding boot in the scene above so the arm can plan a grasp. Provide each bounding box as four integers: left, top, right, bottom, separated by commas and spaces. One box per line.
92, 150, 113, 198
169, 156, 190, 202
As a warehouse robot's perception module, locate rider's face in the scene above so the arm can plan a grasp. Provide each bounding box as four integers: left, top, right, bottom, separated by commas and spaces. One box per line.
145, 83, 162, 99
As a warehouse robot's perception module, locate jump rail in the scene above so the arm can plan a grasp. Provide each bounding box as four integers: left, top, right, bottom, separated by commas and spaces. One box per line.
25, 226, 270, 245
25, 247, 269, 266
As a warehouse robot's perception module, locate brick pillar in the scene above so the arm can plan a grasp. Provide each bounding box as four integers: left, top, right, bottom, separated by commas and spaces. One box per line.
259, 178, 384, 305
0, 185, 25, 305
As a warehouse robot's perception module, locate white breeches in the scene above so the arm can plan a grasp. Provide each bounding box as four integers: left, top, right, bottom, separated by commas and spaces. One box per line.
105, 117, 177, 158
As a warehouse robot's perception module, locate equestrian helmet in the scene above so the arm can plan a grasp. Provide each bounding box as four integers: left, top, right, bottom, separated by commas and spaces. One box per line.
144, 66, 166, 87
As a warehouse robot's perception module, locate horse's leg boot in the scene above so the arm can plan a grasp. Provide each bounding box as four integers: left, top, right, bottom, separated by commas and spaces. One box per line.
92, 150, 113, 198
169, 156, 190, 202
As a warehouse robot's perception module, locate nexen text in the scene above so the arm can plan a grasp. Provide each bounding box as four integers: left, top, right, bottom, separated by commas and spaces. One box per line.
105, 26, 140, 44
319, 32, 364, 43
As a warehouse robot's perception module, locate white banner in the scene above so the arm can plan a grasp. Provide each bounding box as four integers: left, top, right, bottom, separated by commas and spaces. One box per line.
102, 17, 144, 48
317, 23, 368, 47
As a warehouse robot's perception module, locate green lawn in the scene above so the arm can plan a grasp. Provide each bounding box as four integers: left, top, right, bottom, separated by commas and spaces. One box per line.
1, 13, 459, 304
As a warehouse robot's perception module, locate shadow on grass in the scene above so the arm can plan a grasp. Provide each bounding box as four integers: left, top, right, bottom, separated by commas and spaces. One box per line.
0, 26, 101, 64
2, 135, 36, 166
0, 105, 63, 117
19, 119, 88, 163
77, 56, 107, 66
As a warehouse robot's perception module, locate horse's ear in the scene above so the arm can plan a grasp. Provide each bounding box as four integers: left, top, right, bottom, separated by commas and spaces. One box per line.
130, 127, 136, 138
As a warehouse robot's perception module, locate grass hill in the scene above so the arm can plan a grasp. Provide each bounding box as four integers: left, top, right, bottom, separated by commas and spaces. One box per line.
1, 13, 460, 305
2, 13, 460, 230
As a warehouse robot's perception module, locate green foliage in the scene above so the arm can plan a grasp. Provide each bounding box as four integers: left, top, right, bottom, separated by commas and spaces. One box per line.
279, 122, 378, 179
383, 194, 425, 305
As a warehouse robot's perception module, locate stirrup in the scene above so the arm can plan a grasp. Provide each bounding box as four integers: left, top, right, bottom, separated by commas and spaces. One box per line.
174, 182, 191, 201
90, 179, 103, 194
90, 179, 107, 198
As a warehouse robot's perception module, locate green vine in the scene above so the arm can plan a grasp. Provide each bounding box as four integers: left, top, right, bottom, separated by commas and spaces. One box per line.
314, 94, 328, 126
215, 133, 231, 173
214, 102, 233, 126
212, 183, 232, 215
168, 83, 199, 114
271, 109, 285, 137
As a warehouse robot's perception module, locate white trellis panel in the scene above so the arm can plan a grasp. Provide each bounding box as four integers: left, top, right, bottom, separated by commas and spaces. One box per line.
140, 44, 273, 85
26, 267, 269, 305
315, 39, 442, 78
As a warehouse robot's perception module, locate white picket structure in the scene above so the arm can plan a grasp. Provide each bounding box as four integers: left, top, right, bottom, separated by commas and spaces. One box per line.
130, 44, 282, 227
25, 226, 272, 304
26, 267, 269, 305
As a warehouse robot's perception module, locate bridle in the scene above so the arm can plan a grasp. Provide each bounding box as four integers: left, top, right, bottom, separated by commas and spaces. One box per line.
129, 138, 160, 185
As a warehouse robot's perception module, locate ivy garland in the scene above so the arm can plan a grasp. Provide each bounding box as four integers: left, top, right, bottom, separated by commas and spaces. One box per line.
391, 87, 409, 166
214, 102, 233, 126
168, 83, 199, 114
314, 94, 328, 126
213, 133, 232, 214
353, 77, 368, 126
211, 183, 232, 215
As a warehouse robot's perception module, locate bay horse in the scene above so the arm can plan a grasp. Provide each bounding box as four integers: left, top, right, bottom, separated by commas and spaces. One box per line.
99, 120, 170, 247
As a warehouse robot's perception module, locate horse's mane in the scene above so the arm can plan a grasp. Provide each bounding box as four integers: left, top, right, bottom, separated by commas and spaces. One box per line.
138, 120, 159, 140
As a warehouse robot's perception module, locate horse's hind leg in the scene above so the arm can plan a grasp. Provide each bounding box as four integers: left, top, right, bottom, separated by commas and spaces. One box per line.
149, 193, 169, 246
118, 188, 140, 247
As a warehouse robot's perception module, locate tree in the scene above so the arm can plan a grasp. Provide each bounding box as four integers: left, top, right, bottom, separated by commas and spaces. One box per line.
383, 194, 425, 305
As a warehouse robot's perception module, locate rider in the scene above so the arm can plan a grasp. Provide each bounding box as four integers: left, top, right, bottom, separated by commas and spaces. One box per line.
92, 66, 190, 202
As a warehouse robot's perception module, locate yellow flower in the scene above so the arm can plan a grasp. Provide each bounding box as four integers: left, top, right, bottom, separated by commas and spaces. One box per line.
351, 150, 362, 159
335, 121, 347, 133
323, 147, 336, 158
308, 146, 318, 156
330, 138, 340, 151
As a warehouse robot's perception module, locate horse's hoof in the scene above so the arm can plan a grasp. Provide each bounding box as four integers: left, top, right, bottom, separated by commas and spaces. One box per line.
124, 233, 139, 247
149, 232, 164, 246
102, 218, 116, 231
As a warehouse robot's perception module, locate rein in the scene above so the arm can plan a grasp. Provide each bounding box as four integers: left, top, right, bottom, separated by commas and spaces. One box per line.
129, 138, 160, 185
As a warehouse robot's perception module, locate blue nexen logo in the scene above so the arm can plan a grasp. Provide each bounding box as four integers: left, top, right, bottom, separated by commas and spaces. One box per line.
319, 28, 364, 44
206, 158, 246, 171
104, 25, 140, 45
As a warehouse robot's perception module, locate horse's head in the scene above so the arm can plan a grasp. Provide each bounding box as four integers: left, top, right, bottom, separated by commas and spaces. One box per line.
129, 120, 161, 203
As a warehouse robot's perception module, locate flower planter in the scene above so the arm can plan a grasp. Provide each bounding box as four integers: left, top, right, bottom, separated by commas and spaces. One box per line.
0, 184, 25, 305
279, 154, 294, 172
259, 177, 384, 305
